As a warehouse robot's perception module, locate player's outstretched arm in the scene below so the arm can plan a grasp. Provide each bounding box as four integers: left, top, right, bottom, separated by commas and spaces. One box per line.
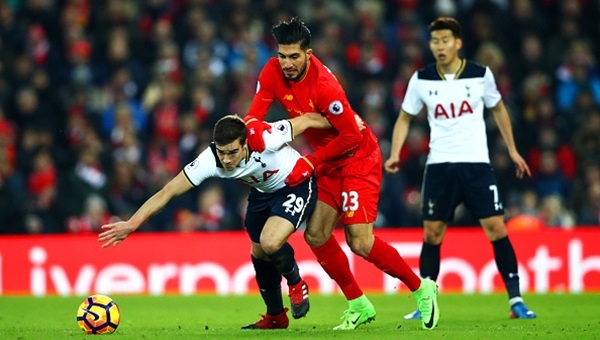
98, 171, 194, 248
288, 113, 365, 138
284, 113, 365, 187
385, 110, 413, 174
489, 101, 531, 179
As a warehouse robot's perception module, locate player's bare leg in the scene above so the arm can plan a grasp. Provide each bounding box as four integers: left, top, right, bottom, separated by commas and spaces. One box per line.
304, 200, 338, 247
423, 220, 448, 244
260, 216, 296, 254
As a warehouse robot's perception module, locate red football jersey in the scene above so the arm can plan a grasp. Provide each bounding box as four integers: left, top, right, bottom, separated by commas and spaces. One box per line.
246, 56, 379, 168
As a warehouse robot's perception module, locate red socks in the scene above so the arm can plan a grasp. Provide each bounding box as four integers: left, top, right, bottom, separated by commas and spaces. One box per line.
310, 236, 364, 300
366, 236, 422, 291
312, 235, 422, 295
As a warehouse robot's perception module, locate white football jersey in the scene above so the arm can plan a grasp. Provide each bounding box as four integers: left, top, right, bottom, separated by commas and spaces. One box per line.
183, 120, 299, 193
402, 60, 501, 164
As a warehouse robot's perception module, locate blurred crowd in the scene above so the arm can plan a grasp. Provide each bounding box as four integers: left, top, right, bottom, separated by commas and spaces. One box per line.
0, 0, 599, 235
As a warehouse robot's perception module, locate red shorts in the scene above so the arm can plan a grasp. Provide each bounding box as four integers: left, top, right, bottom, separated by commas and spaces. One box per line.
316, 150, 382, 225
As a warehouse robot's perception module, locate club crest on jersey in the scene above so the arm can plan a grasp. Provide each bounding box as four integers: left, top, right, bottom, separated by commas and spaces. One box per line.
274, 122, 289, 135
188, 159, 199, 169
328, 100, 343, 115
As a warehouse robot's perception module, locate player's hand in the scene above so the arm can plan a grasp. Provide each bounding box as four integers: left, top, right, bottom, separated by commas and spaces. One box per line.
509, 150, 531, 179
244, 116, 272, 152
384, 156, 401, 174
98, 221, 136, 248
285, 154, 316, 187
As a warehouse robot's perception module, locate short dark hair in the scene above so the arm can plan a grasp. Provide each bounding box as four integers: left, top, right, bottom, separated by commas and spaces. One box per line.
271, 16, 311, 49
428, 17, 461, 38
213, 115, 247, 146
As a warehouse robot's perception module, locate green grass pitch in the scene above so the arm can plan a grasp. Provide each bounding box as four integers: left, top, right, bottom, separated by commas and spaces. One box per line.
0, 293, 598, 339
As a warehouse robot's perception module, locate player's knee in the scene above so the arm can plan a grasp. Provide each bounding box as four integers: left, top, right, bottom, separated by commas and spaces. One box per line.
483, 224, 507, 240
481, 216, 507, 240
251, 244, 269, 260
346, 237, 371, 258
423, 227, 444, 244
304, 229, 327, 247
260, 238, 284, 255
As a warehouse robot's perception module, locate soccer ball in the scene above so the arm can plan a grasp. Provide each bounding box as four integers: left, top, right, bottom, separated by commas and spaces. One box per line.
76, 294, 121, 334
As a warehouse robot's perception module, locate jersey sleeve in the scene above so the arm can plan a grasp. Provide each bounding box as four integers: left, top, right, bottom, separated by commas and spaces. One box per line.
401, 72, 423, 116
245, 63, 276, 121
263, 120, 293, 152
313, 82, 362, 163
182, 147, 220, 186
483, 66, 502, 108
